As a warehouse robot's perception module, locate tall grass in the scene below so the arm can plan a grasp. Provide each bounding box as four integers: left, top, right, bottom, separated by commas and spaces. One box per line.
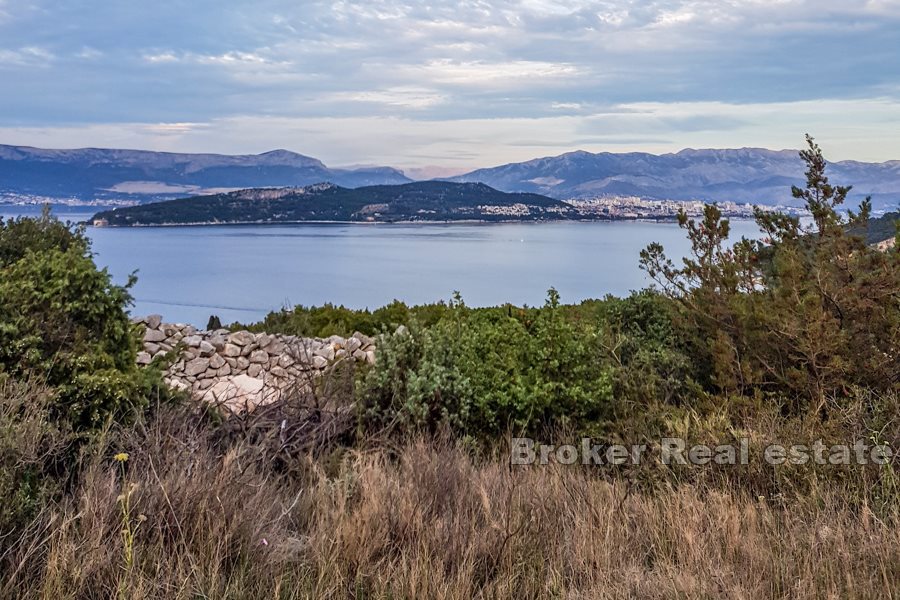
1, 395, 897, 599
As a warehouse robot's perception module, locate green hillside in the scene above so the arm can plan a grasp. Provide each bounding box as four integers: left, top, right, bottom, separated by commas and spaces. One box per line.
91, 181, 574, 225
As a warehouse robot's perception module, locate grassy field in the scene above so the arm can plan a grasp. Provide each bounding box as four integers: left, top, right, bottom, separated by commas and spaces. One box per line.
1, 388, 897, 600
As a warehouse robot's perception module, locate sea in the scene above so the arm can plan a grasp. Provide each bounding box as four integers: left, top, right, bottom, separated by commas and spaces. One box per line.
1, 205, 765, 326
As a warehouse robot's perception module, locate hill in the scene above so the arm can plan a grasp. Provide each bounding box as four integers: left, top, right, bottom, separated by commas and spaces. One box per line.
450, 148, 900, 210
90, 181, 574, 225
0, 144, 410, 202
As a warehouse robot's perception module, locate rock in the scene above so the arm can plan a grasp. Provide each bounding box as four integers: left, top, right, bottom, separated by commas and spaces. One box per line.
313, 355, 328, 369
248, 363, 262, 378
183, 335, 202, 348
223, 343, 242, 357
365, 350, 376, 365
335, 348, 348, 360
216, 364, 232, 377
146, 314, 163, 329
144, 342, 161, 355
184, 357, 210, 377
227, 331, 255, 346
199, 341, 216, 357
225, 357, 237, 368
313, 345, 335, 361
236, 356, 250, 370
208, 335, 226, 351
270, 366, 288, 379
257, 333, 273, 348
152, 351, 168, 361
197, 378, 215, 390
201, 374, 273, 412
346, 337, 362, 353
166, 378, 189, 393
240, 342, 259, 357
278, 354, 294, 368
143, 328, 166, 343
209, 354, 226, 369
136, 351, 152, 365
352, 349, 366, 361
249, 350, 269, 364
159, 342, 173, 353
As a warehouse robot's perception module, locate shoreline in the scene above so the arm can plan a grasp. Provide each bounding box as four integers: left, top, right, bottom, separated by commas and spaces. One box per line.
87, 215, 770, 228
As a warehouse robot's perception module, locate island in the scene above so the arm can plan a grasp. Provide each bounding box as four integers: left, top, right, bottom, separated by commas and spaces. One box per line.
89, 181, 576, 225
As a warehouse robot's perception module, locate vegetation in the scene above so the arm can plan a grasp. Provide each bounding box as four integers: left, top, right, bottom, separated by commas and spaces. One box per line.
0, 137, 898, 597
91, 181, 572, 225
0, 209, 167, 430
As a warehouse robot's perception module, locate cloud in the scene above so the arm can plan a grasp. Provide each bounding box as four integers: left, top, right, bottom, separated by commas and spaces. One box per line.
331, 87, 447, 109
0, 46, 53, 67
0, 0, 898, 164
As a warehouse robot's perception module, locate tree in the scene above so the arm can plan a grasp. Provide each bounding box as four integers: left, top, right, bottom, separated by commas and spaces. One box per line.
0, 210, 164, 429
641, 136, 900, 411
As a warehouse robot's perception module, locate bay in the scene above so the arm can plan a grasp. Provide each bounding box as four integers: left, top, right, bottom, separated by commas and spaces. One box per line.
1, 205, 764, 326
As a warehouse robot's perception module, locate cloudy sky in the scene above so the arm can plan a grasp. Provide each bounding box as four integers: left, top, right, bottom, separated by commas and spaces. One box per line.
1, 0, 899, 174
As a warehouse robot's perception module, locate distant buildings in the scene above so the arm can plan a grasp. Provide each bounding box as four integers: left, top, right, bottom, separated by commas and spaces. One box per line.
564, 196, 810, 219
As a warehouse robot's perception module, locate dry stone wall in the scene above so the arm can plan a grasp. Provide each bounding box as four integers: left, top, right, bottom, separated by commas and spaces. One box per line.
133, 314, 376, 412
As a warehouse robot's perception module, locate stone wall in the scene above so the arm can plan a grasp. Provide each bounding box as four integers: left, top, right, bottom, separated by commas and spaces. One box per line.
133, 314, 376, 411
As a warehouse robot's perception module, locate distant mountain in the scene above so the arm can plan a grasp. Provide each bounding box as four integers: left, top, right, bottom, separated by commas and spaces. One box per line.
450, 148, 900, 210
0, 145, 411, 202
91, 181, 573, 225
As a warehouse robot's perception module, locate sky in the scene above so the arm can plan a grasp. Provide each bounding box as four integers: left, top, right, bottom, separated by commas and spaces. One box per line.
1, 0, 899, 175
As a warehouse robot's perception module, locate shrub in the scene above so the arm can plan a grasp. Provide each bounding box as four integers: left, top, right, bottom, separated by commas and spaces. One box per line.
0, 210, 165, 429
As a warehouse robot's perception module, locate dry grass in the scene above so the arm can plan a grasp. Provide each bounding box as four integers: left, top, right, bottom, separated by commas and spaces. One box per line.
1, 402, 897, 600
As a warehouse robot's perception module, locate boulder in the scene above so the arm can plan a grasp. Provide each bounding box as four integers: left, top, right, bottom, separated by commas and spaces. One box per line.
183, 335, 202, 348
236, 356, 250, 370
143, 328, 166, 343
216, 364, 232, 377
209, 354, 226, 369
144, 342, 161, 355
200, 374, 274, 412
223, 343, 242, 357
208, 335, 227, 351
313, 345, 335, 361
313, 355, 328, 369
136, 351, 152, 365
146, 314, 163, 329
227, 331, 255, 347
184, 357, 210, 377
199, 341, 216, 357
248, 363, 262, 378
249, 350, 269, 364
346, 337, 362, 353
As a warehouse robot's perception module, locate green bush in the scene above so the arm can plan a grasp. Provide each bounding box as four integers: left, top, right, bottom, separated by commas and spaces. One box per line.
0, 209, 165, 429
358, 290, 614, 438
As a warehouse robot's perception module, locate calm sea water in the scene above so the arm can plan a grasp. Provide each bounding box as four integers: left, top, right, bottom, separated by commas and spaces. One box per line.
2, 205, 764, 326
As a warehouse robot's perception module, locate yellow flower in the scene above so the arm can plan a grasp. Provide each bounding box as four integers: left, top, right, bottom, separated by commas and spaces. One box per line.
114, 452, 129, 462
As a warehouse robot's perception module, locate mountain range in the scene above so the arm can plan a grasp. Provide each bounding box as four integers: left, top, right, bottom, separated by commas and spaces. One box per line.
2, 144, 899, 210
449, 148, 900, 210
0, 145, 410, 202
